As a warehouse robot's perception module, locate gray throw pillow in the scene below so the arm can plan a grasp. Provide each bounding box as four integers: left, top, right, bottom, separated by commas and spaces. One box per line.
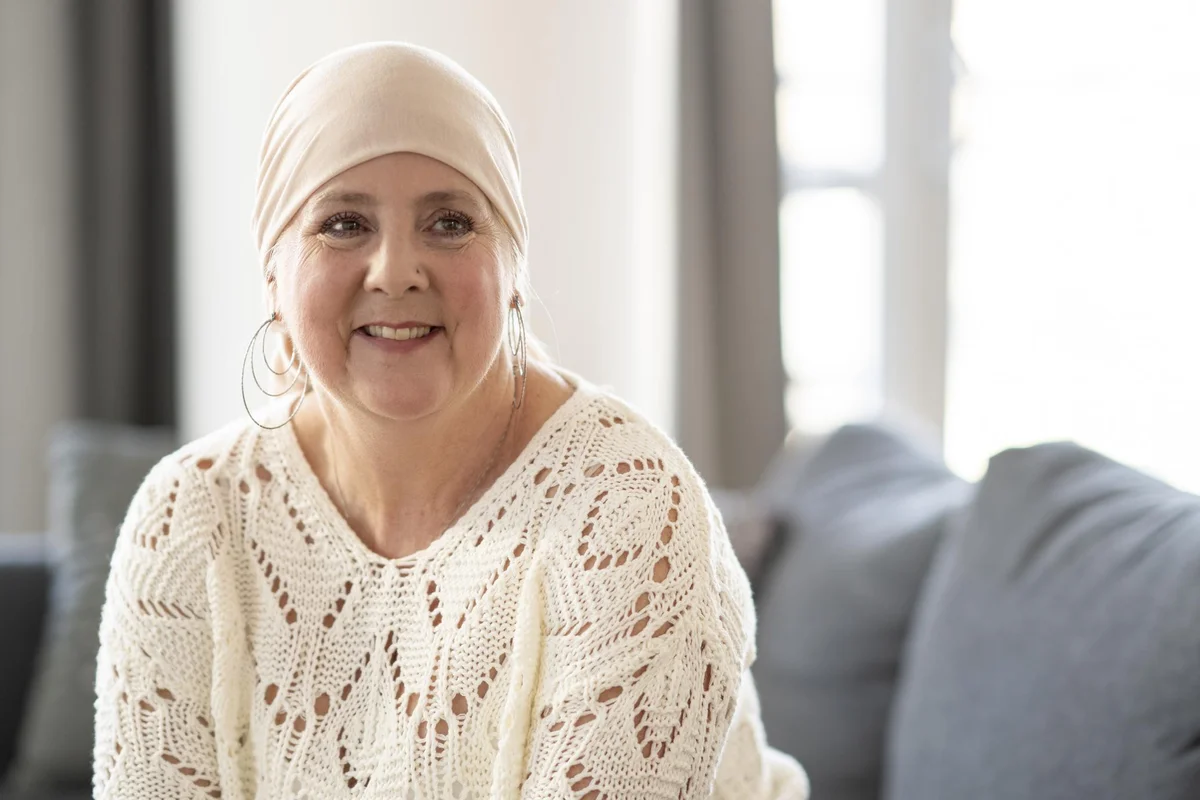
751, 423, 974, 800
886, 442, 1200, 800
4, 421, 175, 793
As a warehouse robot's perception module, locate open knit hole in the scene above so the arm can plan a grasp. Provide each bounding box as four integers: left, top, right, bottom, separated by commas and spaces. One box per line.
598, 686, 622, 703
653, 557, 670, 582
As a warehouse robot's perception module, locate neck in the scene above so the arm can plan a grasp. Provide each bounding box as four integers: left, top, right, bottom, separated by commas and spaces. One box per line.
309, 359, 520, 554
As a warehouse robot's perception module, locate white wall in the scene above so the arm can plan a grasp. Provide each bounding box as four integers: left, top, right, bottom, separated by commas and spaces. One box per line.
0, 0, 75, 531
172, 0, 677, 440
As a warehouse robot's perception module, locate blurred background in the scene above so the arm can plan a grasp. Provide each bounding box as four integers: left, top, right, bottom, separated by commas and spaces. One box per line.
3, 2, 1200, 798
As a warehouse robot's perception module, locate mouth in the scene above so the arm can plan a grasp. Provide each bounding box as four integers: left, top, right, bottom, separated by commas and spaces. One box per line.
356, 324, 443, 341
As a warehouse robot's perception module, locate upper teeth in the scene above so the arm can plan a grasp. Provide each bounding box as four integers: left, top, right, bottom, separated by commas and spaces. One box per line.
365, 325, 433, 341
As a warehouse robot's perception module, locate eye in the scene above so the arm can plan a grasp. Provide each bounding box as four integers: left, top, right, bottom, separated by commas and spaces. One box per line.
430, 210, 474, 237
319, 212, 367, 238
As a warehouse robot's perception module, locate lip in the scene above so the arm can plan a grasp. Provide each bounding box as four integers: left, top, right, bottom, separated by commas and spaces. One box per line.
357, 320, 438, 329
353, 326, 442, 353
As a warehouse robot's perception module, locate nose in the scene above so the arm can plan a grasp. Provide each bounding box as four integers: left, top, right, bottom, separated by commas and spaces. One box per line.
362, 228, 430, 296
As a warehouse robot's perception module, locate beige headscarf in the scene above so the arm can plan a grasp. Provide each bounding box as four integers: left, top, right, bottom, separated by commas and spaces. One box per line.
252, 41, 528, 270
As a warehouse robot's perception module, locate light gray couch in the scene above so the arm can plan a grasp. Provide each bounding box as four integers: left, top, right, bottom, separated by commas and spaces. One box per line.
736, 422, 1200, 800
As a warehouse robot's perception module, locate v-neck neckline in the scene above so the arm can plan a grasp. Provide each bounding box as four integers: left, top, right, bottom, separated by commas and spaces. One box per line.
270, 367, 594, 567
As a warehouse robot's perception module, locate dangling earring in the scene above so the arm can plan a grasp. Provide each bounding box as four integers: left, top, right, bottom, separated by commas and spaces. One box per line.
508, 293, 528, 410
241, 312, 308, 430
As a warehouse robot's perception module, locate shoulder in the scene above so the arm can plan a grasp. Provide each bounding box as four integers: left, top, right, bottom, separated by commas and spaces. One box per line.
558, 373, 704, 483
115, 413, 266, 562
561, 378, 722, 538
544, 378, 754, 651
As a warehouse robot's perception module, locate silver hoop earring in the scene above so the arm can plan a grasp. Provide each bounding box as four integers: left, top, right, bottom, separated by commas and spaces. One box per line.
508, 294, 528, 410
260, 314, 297, 376
241, 313, 308, 430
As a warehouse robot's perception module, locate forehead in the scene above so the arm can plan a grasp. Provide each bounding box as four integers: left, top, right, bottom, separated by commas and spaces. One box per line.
305, 151, 486, 210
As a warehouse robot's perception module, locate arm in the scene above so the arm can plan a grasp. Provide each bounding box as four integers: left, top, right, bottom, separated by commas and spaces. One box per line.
92, 455, 224, 799
712, 671, 810, 800
518, 463, 754, 799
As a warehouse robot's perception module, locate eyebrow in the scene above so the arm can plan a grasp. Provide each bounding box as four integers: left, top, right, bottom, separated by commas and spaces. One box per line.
417, 189, 485, 214
305, 191, 376, 213
306, 188, 485, 214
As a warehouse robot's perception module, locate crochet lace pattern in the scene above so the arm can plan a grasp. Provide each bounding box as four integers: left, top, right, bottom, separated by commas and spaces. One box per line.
93, 374, 809, 799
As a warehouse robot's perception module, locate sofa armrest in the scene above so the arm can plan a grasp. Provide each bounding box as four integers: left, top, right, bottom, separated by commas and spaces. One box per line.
0, 533, 51, 784
709, 489, 790, 600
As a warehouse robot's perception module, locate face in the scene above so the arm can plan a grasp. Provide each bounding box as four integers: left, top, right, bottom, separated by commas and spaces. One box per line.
269, 151, 513, 421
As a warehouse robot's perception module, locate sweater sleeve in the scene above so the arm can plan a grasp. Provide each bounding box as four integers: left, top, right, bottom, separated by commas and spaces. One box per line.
711, 671, 810, 800
517, 455, 780, 799
92, 455, 224, 800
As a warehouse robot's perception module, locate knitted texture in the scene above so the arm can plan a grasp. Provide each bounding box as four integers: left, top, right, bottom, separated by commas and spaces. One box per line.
92, 376, 809, 799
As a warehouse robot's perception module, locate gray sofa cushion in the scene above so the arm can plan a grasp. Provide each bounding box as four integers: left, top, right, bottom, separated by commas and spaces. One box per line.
0, 534, 51, 783
3, 422, 174, 794
751, 423, 974, 800
887, 442, 1200, 800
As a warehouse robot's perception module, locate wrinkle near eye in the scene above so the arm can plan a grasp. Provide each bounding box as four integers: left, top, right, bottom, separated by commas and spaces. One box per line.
296, 235, 324, 265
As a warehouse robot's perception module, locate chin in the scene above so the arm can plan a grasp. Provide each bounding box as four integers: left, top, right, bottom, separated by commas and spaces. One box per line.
357, 376, 453, 421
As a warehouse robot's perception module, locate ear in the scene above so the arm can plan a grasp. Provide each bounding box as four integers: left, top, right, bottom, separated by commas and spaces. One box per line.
262, 261, 280, 314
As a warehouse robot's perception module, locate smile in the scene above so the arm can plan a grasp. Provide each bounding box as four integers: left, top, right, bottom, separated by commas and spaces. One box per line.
360, 325, 440, 341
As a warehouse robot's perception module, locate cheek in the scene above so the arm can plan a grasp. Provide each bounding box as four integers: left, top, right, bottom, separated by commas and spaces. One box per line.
443, 257, 506, 333
297, 266, 348, 313
284, 258, 359, 349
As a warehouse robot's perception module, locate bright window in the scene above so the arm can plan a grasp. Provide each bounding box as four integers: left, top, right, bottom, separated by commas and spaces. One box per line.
774, 0, 885, 435
775, 0, 1200, 492
945, 0, 1200, 490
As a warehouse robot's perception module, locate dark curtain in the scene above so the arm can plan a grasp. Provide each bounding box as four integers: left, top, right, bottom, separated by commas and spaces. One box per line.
72, 0, 176, 426
676, 0, 786, 490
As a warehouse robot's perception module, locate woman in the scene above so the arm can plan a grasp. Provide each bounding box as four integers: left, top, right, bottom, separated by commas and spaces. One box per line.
92, 42, 808, 799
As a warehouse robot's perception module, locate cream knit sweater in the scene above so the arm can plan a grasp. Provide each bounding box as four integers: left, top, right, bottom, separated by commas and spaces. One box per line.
92, 371, 809, 799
